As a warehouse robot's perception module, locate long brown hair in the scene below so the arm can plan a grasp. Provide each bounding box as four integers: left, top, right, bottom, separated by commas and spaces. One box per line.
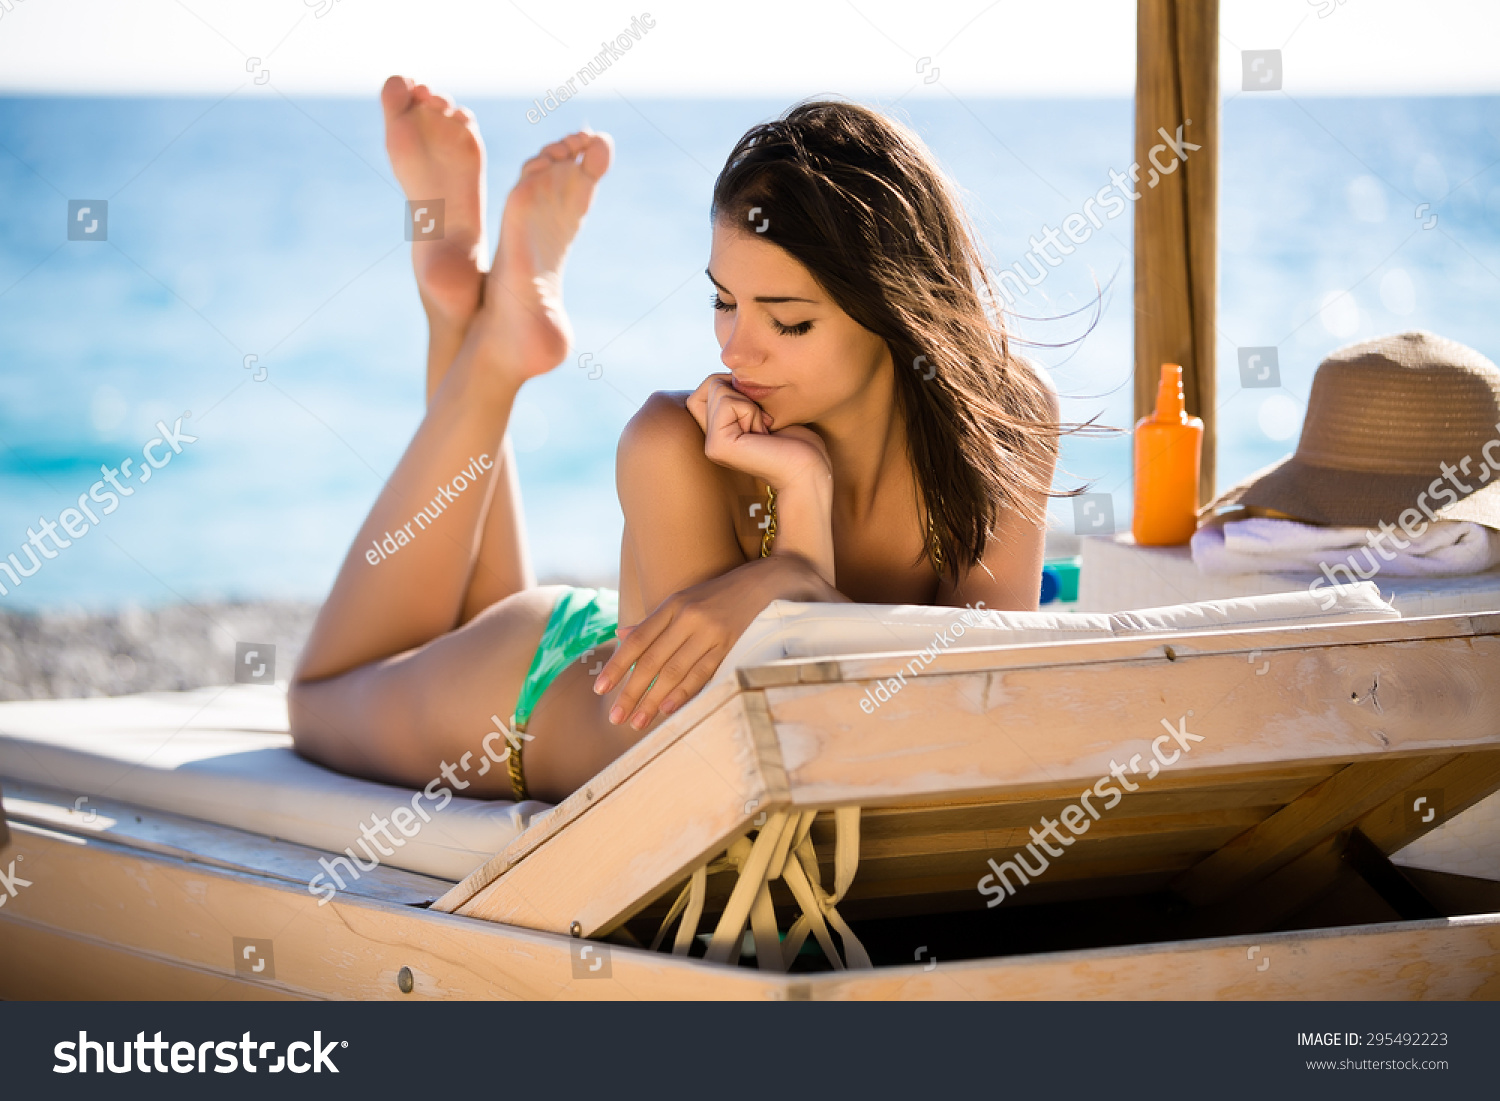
712, 99, 1065, 577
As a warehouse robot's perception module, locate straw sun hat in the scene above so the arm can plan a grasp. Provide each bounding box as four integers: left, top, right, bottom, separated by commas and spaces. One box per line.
1207, 331, 1500, 530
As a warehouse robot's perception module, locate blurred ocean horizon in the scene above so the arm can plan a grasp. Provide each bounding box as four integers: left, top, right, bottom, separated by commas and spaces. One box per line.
2, 92, 1498, 611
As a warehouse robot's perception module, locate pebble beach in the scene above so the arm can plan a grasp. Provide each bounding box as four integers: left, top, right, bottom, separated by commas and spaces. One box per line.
0, 601, 318, 701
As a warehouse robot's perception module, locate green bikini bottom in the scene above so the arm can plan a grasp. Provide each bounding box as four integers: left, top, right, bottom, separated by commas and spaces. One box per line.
512, 586, 621, 733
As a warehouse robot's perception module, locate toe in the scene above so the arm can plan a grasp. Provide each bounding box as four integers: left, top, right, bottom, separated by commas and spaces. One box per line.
579, 132, 614, 180
380, 74, 415, 117
559, 132, 592, 157
519, 153, 552, 178
426, 93, 455, 115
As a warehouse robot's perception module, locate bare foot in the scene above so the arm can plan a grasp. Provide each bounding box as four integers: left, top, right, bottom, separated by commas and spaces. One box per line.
478, 130, 614, 382
381, 75, 486, 327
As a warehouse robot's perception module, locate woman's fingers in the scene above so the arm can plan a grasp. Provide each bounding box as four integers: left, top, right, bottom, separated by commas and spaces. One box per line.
702, 385, 778, 472
593, 603, 672, 694
607, 617, 697, 725
618, 636, 716, 730
686, 373, 732, 434
656, 650, 725, 718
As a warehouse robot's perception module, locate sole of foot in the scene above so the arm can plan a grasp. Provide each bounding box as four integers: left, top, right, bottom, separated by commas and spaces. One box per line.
382, 75, 487, 328
478, 130, 614, 385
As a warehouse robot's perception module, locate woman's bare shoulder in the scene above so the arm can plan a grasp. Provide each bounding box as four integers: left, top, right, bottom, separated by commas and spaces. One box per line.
616, 390, 726, 494
617, 389, 727, 476
616, 390, 750, 611
619, 390, 698, 448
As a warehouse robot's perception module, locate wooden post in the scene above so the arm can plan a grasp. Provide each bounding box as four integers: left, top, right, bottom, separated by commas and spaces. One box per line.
1134, 0, 1219, 503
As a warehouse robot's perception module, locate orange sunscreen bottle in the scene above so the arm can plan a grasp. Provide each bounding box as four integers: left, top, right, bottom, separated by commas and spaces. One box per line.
1132, 363, 1204, 546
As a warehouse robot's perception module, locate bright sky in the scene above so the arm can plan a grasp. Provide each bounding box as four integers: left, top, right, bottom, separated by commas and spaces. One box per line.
0, 0, 1495, 97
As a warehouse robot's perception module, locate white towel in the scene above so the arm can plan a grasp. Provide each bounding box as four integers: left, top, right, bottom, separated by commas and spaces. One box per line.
1191, 517, 1500, 577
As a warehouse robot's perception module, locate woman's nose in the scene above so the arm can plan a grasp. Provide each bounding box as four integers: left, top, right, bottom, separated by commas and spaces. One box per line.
719, 319, 761, 371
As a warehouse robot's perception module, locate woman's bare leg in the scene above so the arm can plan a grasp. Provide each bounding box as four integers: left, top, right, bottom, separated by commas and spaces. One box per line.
382, 76, 528, 616
291, 98, 615, 794
382, 76, 609, 622
381, 75, 487, 399
457, 129, 614, 617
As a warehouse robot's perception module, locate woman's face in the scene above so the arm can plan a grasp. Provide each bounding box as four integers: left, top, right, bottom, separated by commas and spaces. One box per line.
707, 217, 892, 428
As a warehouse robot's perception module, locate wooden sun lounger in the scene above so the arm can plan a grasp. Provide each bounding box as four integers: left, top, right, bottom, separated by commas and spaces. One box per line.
433, 612, 1500, 976
3, 611, 1498, 999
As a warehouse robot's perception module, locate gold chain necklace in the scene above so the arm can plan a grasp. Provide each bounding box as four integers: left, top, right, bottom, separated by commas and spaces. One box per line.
759, 483, 944, 577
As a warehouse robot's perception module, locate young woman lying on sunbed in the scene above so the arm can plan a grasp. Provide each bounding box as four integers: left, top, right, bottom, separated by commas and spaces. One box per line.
289, 77, 1061, 803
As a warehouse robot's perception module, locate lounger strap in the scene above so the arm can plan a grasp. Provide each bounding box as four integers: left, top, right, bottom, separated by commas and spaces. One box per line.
778, 806, 871, 970
650, 807, 871, 972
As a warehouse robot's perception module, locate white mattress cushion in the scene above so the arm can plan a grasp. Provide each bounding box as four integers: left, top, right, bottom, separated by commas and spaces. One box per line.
0, 687, 550, 882
0, 583, 1397, 883
710, 580, 1399, 686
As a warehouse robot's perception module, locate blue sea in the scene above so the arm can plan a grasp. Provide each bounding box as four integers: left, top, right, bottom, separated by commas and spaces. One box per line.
2, 94, 1498, 610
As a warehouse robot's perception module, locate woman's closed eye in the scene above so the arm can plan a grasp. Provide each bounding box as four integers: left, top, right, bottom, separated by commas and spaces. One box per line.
711, 294, 813, 337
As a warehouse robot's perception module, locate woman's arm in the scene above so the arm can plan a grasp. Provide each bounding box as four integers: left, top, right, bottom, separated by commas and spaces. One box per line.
594, 551, 844, 728
603, 387, 846, 731
689, 373, 837, 584
614, 391, 745, 626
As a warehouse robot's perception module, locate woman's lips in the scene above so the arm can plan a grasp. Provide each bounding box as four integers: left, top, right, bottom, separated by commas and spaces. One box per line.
731, 378, 779, 402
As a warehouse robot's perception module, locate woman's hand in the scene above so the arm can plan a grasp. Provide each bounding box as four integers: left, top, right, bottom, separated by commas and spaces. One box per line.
686, 374, 831, 490
593, 554, 841, 731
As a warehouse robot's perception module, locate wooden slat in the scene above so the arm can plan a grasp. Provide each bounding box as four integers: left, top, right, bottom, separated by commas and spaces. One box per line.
0, 921, 310, 1001
0, 818, 777, 1001
850, 843, 1226, 897
1361, 750, 1500, 853
1, 780, 448, 906
1135, 0, 1219, 501
432, 679, 740, 912
764, 632, 1500, 807
1199, 750, 1500, 932
1170, 756, 1454, 906
803, 915, 1500, 1001
744, 611, 1493, 689
450, 692, 787, 936
838, 871, 1187, 919
849, 806, 1268, 864
853, 764, 1335, 831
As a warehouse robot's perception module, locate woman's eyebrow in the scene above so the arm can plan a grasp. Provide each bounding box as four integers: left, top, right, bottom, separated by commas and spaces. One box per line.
705, 268, 817, 304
